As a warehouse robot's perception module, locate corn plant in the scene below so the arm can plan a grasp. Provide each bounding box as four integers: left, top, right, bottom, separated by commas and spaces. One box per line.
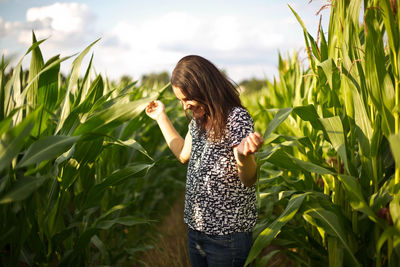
245, 1, 400, 266
0, 33, 187, 266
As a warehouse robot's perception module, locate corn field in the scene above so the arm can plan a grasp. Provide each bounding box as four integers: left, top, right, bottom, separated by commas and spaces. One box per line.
243, 0, 400, 266
1, 0, 400, 266
0, 33, 188, 266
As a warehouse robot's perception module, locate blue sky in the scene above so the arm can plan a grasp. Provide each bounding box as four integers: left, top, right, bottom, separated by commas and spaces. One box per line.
0, 0, 330, 82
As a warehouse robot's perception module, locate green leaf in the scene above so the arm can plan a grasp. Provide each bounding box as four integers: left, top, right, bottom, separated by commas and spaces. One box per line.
17, 135, 80, 168
291, 156, 335, 175
319, 116, 349, 173
56, 38, 100, 133
319, 25, 328, 61
91, 235, 109, 262
303, 202, 360, 267
288, 4, 316, 72
0, 108, 40, 172
389, 133, 400, 169
318, 58, 340, 92
27, 31, 45, 111
263, 147, 302, 171
390, 194, 400, 228
73, 137, 104, 165
308, 32, 321, 61
364, 8, 395, 135
263, 107, 293, 139
293, 104, 323, 130
379, 0, 399, 59
73, 96, 155, 135
95, 216, 150, 229
104, 139, 153, 160
256, 250, 280, 267
0, 176, 48, 204
85, 162, 154, 208
338, 175, 380, 223
19, 55, 74, 110
94, 203, 131, 223
377, 227, 400, 254
245, 193, 307, 266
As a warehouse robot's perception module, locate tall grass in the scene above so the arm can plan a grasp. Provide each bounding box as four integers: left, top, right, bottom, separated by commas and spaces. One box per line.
0, 33, 187, 266
245, 1, 400, 266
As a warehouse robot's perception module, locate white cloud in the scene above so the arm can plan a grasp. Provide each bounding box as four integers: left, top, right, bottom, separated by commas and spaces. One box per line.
27, 3, 89, 33
1, 2, 96, 51
0, 1, 329, 82
93, 11, 307, 81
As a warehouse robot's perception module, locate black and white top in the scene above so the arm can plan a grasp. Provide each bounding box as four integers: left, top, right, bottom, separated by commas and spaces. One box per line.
184, 106, 257, 235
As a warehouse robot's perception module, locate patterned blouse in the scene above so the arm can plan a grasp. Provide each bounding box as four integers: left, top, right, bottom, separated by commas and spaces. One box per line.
184, 106, 258, 235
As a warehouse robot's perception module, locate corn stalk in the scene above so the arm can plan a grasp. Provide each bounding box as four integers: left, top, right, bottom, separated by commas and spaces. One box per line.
245, 1, 400, 266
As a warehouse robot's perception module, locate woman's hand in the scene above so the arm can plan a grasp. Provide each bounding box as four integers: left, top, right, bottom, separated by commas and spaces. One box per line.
145, 100, 165, 121
236, 132, 264, 156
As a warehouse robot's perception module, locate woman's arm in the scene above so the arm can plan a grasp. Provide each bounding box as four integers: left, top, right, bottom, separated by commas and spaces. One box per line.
233, 132, 264, 187
146, 100, 191, 164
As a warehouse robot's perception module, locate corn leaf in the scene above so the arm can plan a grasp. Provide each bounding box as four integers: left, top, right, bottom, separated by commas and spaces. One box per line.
95, 216, 150, 230
104, 139, 153, 160
319, 116, 349, 173
245, 193, 307, 266
379, 0, 399, 58
365, 8, 395, 135
0, 176, 48, 204
56, 38, 100, 133
338, 175, 380, 223
84, 162, 154, 208
389, 133, 400, 169
17, 135, 80, 168
263, 107, 292, 139
73, 96, 153, 136
27, 32, 44, 112
293, 104, 323, 130
0, 108, 40, 172
303, 202, 360, 267
263, 148, 302, 171
291, 156, 335, 175
377, 227, 400, 254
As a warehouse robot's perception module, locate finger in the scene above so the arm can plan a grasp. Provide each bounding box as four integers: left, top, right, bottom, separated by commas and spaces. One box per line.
246, 137, 258, 154
252, 132, 264, 147
247, 134, 263, 152
253, 132, 262, 138
247, 134, 259, 149
248, 133, 258, 144
243, 139, 249, 156
146, 102, 154, 111
246, 139, 257, 153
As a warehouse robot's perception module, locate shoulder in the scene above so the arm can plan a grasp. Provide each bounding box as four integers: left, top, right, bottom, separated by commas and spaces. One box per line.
189, 119, 196, 134
227, 106, 253, 125
225, 106, 254, 147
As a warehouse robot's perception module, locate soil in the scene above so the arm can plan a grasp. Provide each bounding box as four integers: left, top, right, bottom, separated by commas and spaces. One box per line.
136, 193, 190, 267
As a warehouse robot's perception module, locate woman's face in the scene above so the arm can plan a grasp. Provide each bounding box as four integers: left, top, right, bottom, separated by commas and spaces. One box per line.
172, 86, 206, 119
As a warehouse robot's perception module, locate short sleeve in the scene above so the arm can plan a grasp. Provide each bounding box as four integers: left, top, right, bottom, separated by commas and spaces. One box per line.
188, 119, 195, 136
226, 107, 254, 147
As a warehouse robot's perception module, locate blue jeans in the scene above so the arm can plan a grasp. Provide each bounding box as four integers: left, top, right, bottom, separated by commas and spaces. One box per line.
187, 228, 253, 267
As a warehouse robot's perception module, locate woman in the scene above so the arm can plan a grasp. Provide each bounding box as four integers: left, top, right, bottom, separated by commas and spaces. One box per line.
145, 55, 263, 267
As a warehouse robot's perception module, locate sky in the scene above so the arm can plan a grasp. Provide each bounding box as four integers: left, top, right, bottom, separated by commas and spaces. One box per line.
0, 0, 331, 83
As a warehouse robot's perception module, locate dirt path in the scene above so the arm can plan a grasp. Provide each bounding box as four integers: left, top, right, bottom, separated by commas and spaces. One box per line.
135, 193, 293, 267
137, 193, 190, 266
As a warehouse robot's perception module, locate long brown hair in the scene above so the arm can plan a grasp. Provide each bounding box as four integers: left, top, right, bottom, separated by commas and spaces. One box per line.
171, 55, 243, 139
